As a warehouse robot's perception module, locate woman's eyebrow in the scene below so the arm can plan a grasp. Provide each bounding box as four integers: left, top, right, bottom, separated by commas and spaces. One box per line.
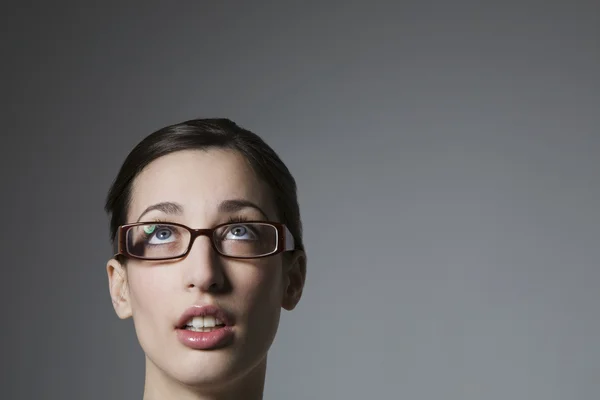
218, 199, 269, 220
137, 201, 183, 222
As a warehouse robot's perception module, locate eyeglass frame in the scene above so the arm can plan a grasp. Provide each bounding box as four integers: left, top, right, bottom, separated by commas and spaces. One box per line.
113, 220, 297, 261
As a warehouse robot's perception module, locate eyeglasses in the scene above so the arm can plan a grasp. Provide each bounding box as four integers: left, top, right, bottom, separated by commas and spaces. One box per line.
114, 221, 296, 260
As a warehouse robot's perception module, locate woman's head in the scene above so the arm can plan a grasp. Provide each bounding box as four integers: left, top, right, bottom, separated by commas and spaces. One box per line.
104, 119, 306, 391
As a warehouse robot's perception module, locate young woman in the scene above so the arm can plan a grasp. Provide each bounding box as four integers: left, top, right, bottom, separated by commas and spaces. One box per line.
104, 118, 307, 399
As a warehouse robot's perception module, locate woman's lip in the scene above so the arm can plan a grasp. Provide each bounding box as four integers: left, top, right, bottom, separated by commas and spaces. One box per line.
176, 304, 235, 329
176, 326, 234, 350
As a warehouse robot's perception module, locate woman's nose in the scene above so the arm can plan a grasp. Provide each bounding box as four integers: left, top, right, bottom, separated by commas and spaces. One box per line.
181, 235, 227, 293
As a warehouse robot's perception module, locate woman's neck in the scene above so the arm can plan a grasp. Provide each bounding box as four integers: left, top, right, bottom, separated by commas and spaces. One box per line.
142, 357, 266, 400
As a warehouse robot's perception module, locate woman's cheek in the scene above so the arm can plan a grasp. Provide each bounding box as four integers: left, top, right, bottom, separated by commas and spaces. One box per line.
238, 261, 282, 308
128, 266, 173, 324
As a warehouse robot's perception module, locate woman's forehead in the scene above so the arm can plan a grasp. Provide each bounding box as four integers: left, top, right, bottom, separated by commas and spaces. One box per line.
128, 149, 276, 222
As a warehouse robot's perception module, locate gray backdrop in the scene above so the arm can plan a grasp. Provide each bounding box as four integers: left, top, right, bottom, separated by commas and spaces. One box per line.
2, 1, 599, 399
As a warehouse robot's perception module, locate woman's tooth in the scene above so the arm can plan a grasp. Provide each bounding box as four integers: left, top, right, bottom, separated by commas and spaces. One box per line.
192, 316, 204, 328
204, 316, 216, 328
185, 315, 223, 330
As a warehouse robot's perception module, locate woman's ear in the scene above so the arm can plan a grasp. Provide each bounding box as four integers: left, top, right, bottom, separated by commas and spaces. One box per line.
107, 258, 133, 319
282, 250, 307, 311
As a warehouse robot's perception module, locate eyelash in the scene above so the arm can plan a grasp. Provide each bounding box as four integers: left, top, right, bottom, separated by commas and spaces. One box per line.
139, 215, 249, 228
142, 216, 250, 227
227, 215, 250, 224
147, 217, 170, 224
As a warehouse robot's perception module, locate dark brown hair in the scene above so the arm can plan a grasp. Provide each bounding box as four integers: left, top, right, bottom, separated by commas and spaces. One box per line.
104, 118, 304, 253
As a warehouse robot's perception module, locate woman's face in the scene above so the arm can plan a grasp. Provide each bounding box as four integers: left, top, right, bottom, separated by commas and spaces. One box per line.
107, 149, 305, 387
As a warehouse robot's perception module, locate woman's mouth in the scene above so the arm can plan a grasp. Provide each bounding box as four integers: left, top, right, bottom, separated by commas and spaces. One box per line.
175, 305, 235, 350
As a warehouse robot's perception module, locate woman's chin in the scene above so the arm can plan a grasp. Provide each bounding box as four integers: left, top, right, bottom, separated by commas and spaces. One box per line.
162, 350, 246, 387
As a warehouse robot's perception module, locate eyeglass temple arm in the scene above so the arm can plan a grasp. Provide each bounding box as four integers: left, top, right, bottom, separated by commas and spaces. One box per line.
112, 230, 124, 258
284, 226, 296, 252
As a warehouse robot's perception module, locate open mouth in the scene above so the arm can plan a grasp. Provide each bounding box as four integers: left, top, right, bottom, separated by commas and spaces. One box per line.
175, 305, 235, 349
181, 316, 227, 332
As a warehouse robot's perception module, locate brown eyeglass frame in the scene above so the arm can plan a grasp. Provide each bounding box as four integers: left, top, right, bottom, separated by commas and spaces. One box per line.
114, 220, 296, 261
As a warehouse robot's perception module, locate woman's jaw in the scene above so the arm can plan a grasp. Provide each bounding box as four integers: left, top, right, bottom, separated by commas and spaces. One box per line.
138, 294, 279, 399
142, 349, 269, 400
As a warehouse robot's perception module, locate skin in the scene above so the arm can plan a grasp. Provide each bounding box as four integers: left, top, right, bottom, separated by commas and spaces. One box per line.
106, 149, 306, 400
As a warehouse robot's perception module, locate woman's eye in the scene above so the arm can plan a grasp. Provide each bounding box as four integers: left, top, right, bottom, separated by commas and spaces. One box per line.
225, 225, 255, 240
147, 227, 176, 244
